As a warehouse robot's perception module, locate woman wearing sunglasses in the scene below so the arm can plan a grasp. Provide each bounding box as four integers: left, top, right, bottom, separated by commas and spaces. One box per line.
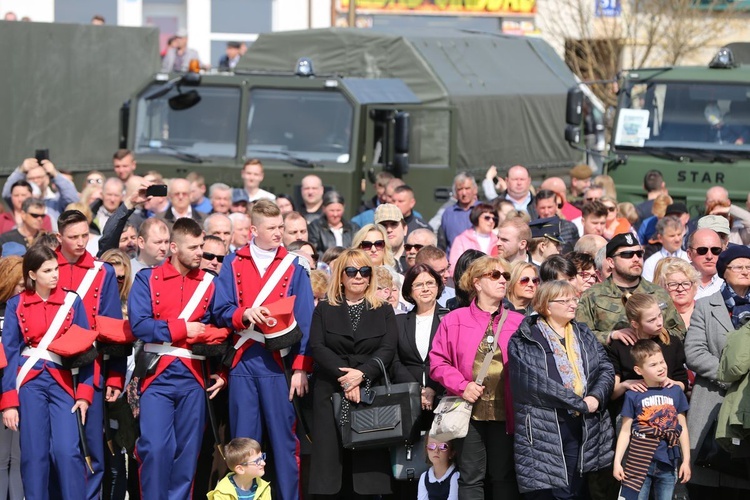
684, 245, 750, 493
448, 203, 499, 274
351, 224, 396, 269
509, 280, 615, 499
504, 261, 539, 316
430, 256, 524, 499
308, 248, 399, 498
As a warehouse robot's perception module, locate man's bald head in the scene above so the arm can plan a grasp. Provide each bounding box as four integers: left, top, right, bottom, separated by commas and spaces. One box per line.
574, 234, 608, 258
540, 177, 568, 202
706, 186, 729, 206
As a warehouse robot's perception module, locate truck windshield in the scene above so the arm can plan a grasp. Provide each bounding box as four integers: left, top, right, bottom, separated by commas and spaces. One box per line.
614, 81, 750, 152
246, 89, 353, 163
134, 85, 241, 158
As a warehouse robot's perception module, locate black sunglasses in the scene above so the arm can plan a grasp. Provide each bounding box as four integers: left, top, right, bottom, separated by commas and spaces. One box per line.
613, 250, 644, 259
482, 270, 511, 281
203, 252, 225, 263
690, 246, 722, 256
404, 243, 424, 252
27, 213, 46, 219
116, 275, 125, 283
359, 240, 386, 251
343, 266, 372, 278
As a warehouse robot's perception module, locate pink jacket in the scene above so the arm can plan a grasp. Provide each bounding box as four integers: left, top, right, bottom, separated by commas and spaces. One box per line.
429, 301, 524, 433
448, 228, 498, 272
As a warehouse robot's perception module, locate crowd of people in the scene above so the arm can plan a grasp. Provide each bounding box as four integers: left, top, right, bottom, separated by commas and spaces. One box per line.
1, 151, 750, 500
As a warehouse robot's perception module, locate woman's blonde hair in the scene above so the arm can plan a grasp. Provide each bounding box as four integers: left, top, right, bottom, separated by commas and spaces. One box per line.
374, 266, 393, 290
101, 248, 132, 305
593, 174, 617, 200
327, 249, 382, 308
350, 224, 395, 267
310, 270, 329, 299
506, 260, 537, 305
651, 194, 673, 218
618, 202, 638, 225
0, 256, 23, 303
531, 280, 578, 318
654, 257, 700, 290
622, 292, 670, 345
458, 256, 510, 303
65, 202, 94, 225
80, 184, 102, 208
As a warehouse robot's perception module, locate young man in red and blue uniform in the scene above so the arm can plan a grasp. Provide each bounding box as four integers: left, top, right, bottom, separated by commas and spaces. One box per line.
128, 217, 225, 499
55, 209, 124, 500
213, 199, 314, 500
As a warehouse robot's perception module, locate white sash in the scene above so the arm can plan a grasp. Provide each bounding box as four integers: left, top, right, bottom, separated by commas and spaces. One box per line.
233, 253, 297, 351
149, 270, 214, 355
16, 292, 77, 389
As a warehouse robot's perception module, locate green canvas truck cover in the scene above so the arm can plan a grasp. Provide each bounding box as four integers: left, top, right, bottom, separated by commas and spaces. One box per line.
238, 28, 580, 172
0, 22, 160, 173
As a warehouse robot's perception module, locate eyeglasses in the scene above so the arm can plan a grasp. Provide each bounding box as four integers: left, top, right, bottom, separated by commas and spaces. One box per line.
202, 252, 225, 263
116, 275, 126, 283
343, 266, 372, 278
426, 443, 450, 451
518, 276, 540, 286
240, 453, 267, 467
404, 243, 424, 252
482, 270, 510, 281
412, 280, 438, 290
26, 213, 46, 219
578, 271, 598, 282
550, 297, 580, 306
613, 250, 644, 260
584, 196, 600, 202
605, 206, 617, 213
690, 246, 722, 256
86, 178, 103, 185
726, 265, 750, 273
359, 240, 386, 251
481, 214, 498, 223
666, 281, 693, 291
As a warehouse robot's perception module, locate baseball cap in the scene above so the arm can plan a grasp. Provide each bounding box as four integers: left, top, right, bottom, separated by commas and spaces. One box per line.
697, 215, 730, 236
374, 203, 404, 225
665, 203, 688, 216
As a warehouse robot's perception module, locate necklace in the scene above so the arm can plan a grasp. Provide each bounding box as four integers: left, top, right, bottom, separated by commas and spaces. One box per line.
345, 296, 365, 305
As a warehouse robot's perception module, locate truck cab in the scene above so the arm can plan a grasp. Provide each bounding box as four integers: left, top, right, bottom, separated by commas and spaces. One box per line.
566, 48, 750, 214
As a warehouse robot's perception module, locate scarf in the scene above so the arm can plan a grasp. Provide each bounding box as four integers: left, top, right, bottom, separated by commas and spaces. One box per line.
619, 426, 682, 500
721, 282, 750, 328
537, 319, 586, 398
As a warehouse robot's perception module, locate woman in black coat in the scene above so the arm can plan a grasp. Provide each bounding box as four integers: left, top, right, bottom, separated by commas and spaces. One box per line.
308, 248, 398, 498
392, 263, 445, 419
307, 191, 358, 255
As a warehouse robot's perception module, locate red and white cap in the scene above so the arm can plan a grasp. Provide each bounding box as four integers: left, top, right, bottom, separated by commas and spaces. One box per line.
256, 295, 303, 351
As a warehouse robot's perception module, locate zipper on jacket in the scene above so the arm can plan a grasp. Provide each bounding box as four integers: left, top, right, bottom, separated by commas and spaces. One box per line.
576, 323, 590, 476
523, 330, 568, 486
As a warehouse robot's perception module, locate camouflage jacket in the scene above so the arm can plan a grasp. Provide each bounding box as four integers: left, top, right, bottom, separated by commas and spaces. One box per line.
575, 277, 686, 345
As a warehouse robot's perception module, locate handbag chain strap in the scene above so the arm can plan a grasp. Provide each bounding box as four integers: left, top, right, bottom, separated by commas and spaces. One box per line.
475, 308, 508, 386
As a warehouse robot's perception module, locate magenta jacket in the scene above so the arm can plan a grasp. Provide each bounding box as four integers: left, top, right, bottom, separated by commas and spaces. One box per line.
429, 300, 524, 433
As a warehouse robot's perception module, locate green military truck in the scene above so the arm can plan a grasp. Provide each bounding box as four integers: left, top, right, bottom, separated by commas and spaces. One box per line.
0, 21, 160, 175
124, 28, 581, 218
565, 46, 750, 215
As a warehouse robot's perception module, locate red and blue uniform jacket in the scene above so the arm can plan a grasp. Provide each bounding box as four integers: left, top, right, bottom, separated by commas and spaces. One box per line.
0, 288, 95, 409
212, 244, 315, 372
56, 248, 125, 390
128, 259, 217, 392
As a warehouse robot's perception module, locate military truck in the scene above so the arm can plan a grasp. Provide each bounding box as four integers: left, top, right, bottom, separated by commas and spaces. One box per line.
565, 46, 750, 215
0, 21, 160, 175
124, 28, 581, 218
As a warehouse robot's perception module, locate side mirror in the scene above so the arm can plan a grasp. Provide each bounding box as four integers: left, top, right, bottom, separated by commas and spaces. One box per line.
565, 125, 581, 144
393, 152, 409, 177
119, 100, 130, 149
566, 88, 584, 125
169, 90, 201, 111
394, 112, 410, 154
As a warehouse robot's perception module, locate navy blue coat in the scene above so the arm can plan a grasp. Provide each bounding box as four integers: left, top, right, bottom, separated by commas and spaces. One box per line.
508, 316, 615, 493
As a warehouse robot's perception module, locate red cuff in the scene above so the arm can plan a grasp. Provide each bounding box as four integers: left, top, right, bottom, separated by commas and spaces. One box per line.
216, 367, 229, 387
0, 390, 19, 411
292, 354, 314, 373
105, 372, 125, 390
167, 319, 188, 343
232, 308, 248, 332
76, 383, 94, 405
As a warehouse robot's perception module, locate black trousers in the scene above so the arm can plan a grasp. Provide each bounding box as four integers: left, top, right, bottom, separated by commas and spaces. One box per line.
453, 419, 520, 500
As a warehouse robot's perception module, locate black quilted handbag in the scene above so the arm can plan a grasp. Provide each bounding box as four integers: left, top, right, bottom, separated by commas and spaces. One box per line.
331, 357, 421, 450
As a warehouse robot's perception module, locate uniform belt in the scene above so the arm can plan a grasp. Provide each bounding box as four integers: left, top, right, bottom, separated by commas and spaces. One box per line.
21, 346, 62, 365
233, 329, 290, 357
143, 343, 206, 360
